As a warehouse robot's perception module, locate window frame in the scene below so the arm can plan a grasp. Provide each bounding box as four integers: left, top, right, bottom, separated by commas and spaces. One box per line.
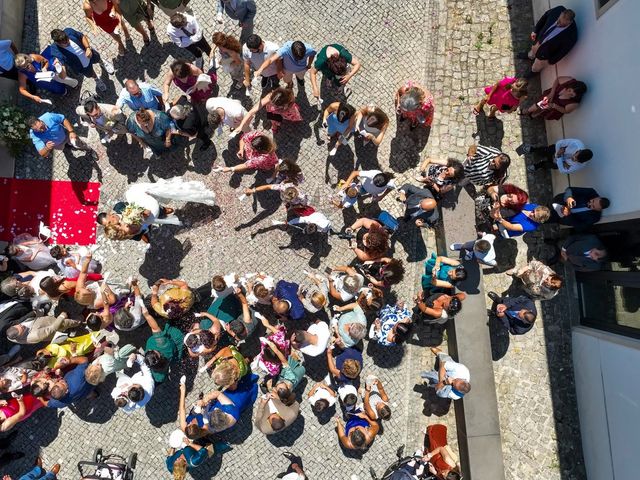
595, 0, 620, 19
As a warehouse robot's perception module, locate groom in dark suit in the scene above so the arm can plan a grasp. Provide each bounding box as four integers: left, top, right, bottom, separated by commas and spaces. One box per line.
520, 6, 578, 77
561, 234, 607, 272
549, 187, 610, 232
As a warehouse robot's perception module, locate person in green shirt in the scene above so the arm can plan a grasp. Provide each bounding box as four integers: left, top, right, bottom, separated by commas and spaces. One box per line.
310, 43, 361, 101
142, 305, 184, 383
263, 342, 306, 406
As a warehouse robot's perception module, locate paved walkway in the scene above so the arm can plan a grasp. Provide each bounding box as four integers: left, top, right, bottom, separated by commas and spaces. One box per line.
5, 0, 584, 479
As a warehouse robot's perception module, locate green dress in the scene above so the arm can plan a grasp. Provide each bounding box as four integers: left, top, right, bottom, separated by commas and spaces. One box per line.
118, 0, 149, 28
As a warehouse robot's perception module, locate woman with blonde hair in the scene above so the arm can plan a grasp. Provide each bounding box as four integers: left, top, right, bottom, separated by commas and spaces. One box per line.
474, 76, 528, 117
202, 345, 249, 391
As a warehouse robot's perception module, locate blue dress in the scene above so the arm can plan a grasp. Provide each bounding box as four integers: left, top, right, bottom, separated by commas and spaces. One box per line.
207, 373, 259, 423
326, 112, 351, 136
19, 57, 66, 95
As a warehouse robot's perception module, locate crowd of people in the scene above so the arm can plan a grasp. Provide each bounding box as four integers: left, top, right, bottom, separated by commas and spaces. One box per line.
0, 2, 611, 479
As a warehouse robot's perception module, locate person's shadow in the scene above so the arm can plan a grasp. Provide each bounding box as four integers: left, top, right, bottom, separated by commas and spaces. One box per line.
473, 109, 505, 150
487, 311, 511, 360
138, 228, 191, 284
389, 121, 430, 173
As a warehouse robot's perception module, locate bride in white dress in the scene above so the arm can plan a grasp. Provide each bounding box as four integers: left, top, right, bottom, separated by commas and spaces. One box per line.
102, 178, 216, 241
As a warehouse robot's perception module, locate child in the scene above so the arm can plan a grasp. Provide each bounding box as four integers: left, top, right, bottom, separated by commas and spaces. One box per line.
210, 273, 239, 301
332, 182, 359, 209
49, 245, 100, 278
241, 272, 276, 306
449, 233, 497, 267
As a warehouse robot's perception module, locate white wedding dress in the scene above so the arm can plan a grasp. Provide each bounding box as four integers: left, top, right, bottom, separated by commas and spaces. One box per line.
124, 178, 216, 227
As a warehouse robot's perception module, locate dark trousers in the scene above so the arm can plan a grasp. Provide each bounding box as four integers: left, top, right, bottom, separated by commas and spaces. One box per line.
261, 74, 280, 94
0, 66, 19, 81
185, 37, 211, 59
531, 144, 558, 170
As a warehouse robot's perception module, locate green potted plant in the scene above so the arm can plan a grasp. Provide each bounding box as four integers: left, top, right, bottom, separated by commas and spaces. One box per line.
0, 102, 31, 156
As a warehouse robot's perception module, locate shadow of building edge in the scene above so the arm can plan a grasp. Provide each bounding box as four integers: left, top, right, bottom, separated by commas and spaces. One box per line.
504, 1, 586, 478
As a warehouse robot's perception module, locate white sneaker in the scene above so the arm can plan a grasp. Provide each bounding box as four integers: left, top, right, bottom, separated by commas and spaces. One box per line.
271, 220, 286, 226
449, 243, 463, 251
328, 146, 338, 156
102, 60, 115, 75
95, 78, 107, 92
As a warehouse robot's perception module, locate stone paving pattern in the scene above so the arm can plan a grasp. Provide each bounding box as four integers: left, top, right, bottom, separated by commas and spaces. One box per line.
3, 0, 585, 479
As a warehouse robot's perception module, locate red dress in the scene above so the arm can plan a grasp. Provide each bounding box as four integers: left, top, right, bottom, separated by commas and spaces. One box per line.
0, 394, 43, 424
538, 79, 582, 121
91, 0, 120, 34
426, 424, 453, 477
265, 101, 302, 133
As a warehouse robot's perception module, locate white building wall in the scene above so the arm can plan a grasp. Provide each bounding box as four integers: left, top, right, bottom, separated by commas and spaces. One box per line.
572, 327, 640, 480
531, 0, 640, 223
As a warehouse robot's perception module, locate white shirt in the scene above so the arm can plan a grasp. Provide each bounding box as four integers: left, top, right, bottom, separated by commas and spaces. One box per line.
288, 212, 331, 233
211, 272, 238, 301
166, 14, 203, 48
29, 270, 56, 309
242, 40, 279, 77
64, 40, 90, 68
474, 233, 496, 266
329, 273, 364, 302
555, 138, 587, 174
299, 321, 330, 357
205, 97, 247, 129
241, 273, 275, 305
445, 359, 470, 382
110, 355, 155, 413
308, 385, 336, 407
359, 170, 395, 196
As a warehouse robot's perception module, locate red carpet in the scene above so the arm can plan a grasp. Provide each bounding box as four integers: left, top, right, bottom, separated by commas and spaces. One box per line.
0, 178, 101, 245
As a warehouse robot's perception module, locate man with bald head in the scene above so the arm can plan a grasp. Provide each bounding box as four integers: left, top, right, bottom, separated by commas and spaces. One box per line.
116, 79, 164, 112
398, 183, 440, 228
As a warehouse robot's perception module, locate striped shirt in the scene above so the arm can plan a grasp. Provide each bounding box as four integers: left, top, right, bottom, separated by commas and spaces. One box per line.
463, 145, 504, 186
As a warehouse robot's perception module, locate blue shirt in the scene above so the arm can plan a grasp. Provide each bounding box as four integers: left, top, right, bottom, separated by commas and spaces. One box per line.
273, 280, 305, 320
335, 347, 363, 384
0, 39, 15, 71
116, 82, 162, 111
506, 203, 540, 237
277, 41, 316, 73
30, 112, 67, 152
47, 363, 93, 408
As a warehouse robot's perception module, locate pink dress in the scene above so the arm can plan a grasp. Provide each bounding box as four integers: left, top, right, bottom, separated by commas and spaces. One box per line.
484, 77, 519, 112
242, 131, 279, 171
265, 101, 302, 133
399, 81, 435, 127
0, 394, 43, 425
259, 325, 290, 376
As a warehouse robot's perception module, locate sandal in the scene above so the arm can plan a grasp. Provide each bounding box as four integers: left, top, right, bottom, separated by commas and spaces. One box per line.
472, 106, 481, 116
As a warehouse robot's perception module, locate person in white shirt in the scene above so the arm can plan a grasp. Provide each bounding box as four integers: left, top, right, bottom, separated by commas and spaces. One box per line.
338, 169, 396, 203
521, 138, 593, 174
205, 96, 249, 134
242, 34, 279, 93
166, 12, 210, 70
307, 381, 336, 413
210, 272, 239, 301
420, 347, 471, 401
240, 272, 275, 306
449, 233, 497, 267
111, 353, 155, 413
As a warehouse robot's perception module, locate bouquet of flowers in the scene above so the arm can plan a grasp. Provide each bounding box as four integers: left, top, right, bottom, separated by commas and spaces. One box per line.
121, 203, 145, 226
0, 103, 31, 156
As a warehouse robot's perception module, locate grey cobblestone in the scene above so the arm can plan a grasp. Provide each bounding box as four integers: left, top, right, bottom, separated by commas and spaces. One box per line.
4, 0, 585, 479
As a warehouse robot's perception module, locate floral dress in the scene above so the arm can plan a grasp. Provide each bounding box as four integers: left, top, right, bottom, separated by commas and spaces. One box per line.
258, 325, 290, 376
398, 81, 435, 126
242, 130, 279, 171
373, 304, 412, 346
516, 260, 559, 300
265, 101, 302, 133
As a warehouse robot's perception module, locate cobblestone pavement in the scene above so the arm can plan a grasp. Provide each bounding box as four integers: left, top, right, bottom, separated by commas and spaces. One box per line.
4, 0, 585, 479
